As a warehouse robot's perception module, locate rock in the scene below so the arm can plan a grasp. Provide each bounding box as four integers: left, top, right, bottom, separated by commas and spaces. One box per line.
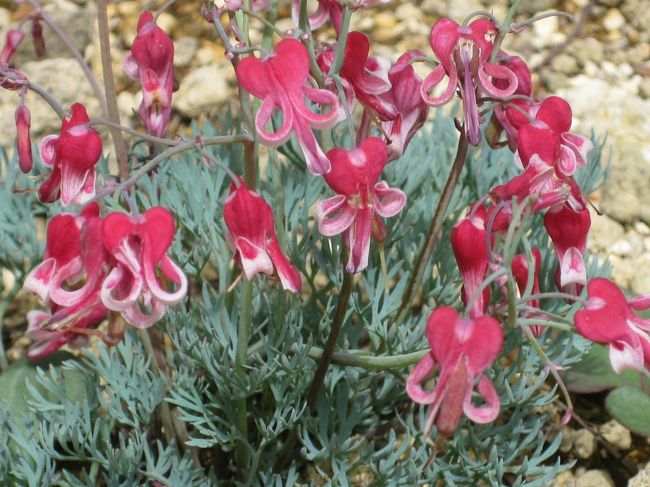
635, 221, 650, 235
573, 429, 596, 459
609, 233, 643, 257
629, 462, 650, 487
571, 37, 605, 65
603, 8, 625, 31
156, 12, 177, 36
598, 420, 632, 449
554, 470, 575, 487
560, 428, 576, 453
588, 210, 625, 251
630, 254, 650, 293
174, 37, 199, 69
172, 63, 230, 117
553, 53, 579, 75
640, 78, 650, 99
575, 470, 615, 487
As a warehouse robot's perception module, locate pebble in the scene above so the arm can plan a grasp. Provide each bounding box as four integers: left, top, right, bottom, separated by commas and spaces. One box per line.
629, 462, 650, 487
174, 37, 199, 69
575, 469, 615, 487
599, 420, 632, 450
603, 8, 626, 32
172, 64, 230, 117
573, 429, 596, 459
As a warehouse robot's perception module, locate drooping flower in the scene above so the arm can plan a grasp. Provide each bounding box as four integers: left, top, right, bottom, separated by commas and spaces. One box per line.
544, 204, 591, 295
38, 103, 103, 206
15, 103, 33, 173
406, 307, 503, 436
512, 247, 544, 336
380, 51, 430, 161
100, 207, 188, 328
223, 180, 302, 292
236, 38, 339, 175
0, 30, 28, 91
124, 11, 174, 137
314, 137, 406, 273
317, 32, 396, 121
291, 0, 390, 34
0, 29, 24, 65
421, 18, 518, 145
575, 278, 650, 373
451, 205, 490, 318
31, 17, 46, 58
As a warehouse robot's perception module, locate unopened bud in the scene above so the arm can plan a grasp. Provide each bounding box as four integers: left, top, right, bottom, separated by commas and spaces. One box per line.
15, 104, 33, 173
31, 17, 46, 59
0, 30, 25, 64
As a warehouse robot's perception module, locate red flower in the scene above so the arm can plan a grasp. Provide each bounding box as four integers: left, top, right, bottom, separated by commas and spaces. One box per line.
314, 137, 406, 273
224, 181, 302, 292
236, 39, 339, 175
15, 104, 33, 173
101, 207, 188, 328
512, 247, 544, 336
38, 103, 103, 206
124, 11, 174, 137
421, 18, 518, 145
318, 32, 396, 121
575, 278, 650, 373
406, 307, 503, 436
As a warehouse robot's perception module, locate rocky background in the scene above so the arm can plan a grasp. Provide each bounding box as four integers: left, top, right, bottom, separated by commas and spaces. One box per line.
1, 0, 650, 484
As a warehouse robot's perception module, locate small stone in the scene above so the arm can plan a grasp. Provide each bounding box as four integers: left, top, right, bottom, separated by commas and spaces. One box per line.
639, 78, 650, 99
610, 238, 633, 256
588, 210, 625, 251
560, 428, 576, 453
629, 462, 650, 487
573, 429, 596, 459
374, 12, 397, 30
575, 470, 615, 487
173, 64, 230, 117
603, 8, 625, 32
599, 420, 632, 449
555, 470, 576, 487
635, 222, 650, 235
571, 37, 605, 64
156, 12, 177, 35
196, 46, 217, 65
553, 53, 579, 74
174, 37, 199, 69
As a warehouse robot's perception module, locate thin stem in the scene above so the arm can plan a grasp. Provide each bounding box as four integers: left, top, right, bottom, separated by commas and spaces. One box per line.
491, 0, 523, 63
242, 7, 284, 37
305, 345, 428, 370
327, 8, 352, 77
517, 318, 573, 332
96, 0, 130, 180
522, 292, 586, 303
28, 0, 109, 116
512, 11, 574, 30
298, 0, 325, 86
90, 134, 252, 202
90, 119, 180, 146
307, 270, 354, 407
462, 10, 501, 27
465, 268, 508, 317
261, 0, 281, 53
27, 80, 65, 119
234, 279, 253, 473
393, 131, 469, 327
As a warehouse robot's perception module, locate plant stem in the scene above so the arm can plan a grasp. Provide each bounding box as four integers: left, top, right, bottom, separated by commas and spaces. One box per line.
96, 0, 130, 180
393, 131, 469, 327
27, 81, 65, 119
307, 270, 354, 408
90, 119, 180, 146
28, 0, 109, 116
328, 8, 352, 77
305, 345, 428, 370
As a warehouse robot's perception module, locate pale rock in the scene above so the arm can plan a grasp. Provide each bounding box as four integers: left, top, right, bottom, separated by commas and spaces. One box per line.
553, 53, 579, 75
116, 91, 139, 126
573, 429, 596, 459
603, 8, 625, 31
571, 37, 605, 65
174, 37, 199, 69
173, 64, 230, 117
629, 462, 650, 487
575, 470, 615, 487
156, 12, 177, 36
608, 255, 635, 289
555, 470, 576, 487
610, 238, 634, 257
196, 46, 218, 66
635, 221, 650, 235
448, 0, 483, 21
640, 78, 650, 99
560, 428, 576, 453
630, 254, 650, 293
588, 210, 625, 251
598, 420, 631, 449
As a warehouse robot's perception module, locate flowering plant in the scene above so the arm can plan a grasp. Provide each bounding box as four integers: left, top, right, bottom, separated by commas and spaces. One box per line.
0, 0, 640, 485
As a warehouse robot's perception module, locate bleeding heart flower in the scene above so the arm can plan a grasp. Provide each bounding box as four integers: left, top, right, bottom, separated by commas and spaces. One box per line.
236, 38, 339, 175
314, 137, 406, 273
318, 32, 396, 121
575, 278, 650, 373
124, 11, 174, 137
512, 247, 544, 336
380, 51, 430, 161
100, 207, 188, 328
15, 104, 33, 173
0, 29, 24, 65
38, 103, 103, 206
406, 307, 503, 436
223, 180, 302, 292
291, 0, 390, 34
451, 205, 490, 318
421, 18, 518, 146
544, 204, 591, 295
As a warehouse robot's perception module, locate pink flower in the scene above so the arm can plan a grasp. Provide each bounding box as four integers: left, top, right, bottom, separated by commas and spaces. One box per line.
314, 137, 406, 273
575, 278, 650, 373
544, 204, 591, 295
38, 103, 103, 206
317, 32, 396, 121
421, 18, 518, 146
451, 205, 490, 318
380, 51, 430, 161
101, 207, 188, 328
0, 30, 28, 91
223, 180, 302, 292
15, 104, 33, 173
406, 307, 503, 436
512, 247, 544, 336
124, 11, 174, 138
236, 38, 339, 175
0, 30, 24, 65
291, 0, 390, 34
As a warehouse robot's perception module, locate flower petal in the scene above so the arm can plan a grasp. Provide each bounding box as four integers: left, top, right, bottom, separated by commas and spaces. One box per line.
463, 375, 500, 423
267, 237, 302, 293
236, 236, 274, 279
373, 182, 406, 217
314, 195, 355, 236
406, 353, 438, 404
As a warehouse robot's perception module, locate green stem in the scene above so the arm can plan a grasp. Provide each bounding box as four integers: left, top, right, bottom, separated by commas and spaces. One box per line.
517, 318, 573, 332
307, 270, 354, 407
328, 8, 353, 77
305, 346, 428, 370
27, 81, 65, 119
90, 119, 181, 146
393, 131, 469, 327
490, 0, 522, 63
298, 0, 326, 85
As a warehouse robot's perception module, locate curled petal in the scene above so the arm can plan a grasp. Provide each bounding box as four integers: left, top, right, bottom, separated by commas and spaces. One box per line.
122, 298, 167, 329
100, 265, 143, 311
293, 116, 331, 175
123, 52, 140, 79
236, 236, 274, 279
421, 65, 457, 106
39, 134, 59, 168
254, 96, 294, 147
373, 182, 406, 217
557, 144, 578, 177
477, 62, 518, 98
24, 258, 57, 303
406, 353, 438, 404
463, 375, 500, 423
315, 195, 355, 236
297, 87, 340, 129
562, 133, 593, 168
267, 238, 302, 293
344, 206, 373, 273
143, 255, 188, 305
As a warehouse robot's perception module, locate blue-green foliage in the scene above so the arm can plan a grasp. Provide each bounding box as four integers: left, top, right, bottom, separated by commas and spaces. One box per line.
0, 111, 608, 486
